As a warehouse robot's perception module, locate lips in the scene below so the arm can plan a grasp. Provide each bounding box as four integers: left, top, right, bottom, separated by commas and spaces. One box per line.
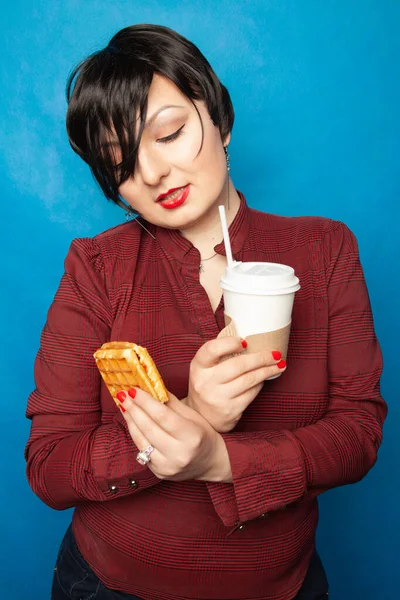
157, 185, 190, 209
157, 186, 186, 202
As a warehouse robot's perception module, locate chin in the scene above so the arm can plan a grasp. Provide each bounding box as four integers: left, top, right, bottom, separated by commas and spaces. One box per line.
162, 215, 199, 231
151, 205, 205, 230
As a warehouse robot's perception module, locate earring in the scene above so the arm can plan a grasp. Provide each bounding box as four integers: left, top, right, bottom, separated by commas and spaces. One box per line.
117, 199, 155, 239
224, 145, 231, 172
125, 207, 135, 221
224, 145, 231, 210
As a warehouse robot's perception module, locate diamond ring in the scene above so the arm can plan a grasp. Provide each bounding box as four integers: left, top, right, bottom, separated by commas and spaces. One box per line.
136, 445, 154, 466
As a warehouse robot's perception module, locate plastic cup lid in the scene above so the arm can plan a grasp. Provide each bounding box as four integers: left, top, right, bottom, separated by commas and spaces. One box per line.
220, 261, 301, 296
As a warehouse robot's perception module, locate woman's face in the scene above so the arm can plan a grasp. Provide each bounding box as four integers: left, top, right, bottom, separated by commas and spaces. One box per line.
116, 74, 230, 231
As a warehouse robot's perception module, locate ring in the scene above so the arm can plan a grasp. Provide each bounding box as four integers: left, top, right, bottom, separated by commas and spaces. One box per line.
136, 445, 154, 466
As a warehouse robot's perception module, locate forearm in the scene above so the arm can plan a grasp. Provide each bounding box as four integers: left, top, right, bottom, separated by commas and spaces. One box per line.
25, 410, 160, 510
206, 393, 385, 527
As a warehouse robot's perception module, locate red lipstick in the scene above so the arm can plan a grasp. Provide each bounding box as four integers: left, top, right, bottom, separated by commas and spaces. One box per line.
157, 185, 190, 209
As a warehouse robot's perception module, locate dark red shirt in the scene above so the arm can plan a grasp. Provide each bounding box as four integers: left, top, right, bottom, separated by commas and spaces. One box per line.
25, 195, 386, 600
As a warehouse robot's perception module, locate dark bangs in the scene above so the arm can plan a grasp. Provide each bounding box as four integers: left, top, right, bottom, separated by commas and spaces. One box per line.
66, 24, 234, 205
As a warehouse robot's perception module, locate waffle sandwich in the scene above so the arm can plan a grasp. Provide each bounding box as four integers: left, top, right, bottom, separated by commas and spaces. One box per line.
94, 342, 169, 405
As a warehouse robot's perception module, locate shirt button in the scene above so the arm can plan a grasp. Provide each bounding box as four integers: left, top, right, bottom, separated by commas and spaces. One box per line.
108, 484, 118, 494
260, 513, 268, 518
238, 524, 246, 531
128, 479, 138, 489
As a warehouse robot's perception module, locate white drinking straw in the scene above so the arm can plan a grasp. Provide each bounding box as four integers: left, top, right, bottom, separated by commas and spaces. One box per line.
218, 205, 234, 268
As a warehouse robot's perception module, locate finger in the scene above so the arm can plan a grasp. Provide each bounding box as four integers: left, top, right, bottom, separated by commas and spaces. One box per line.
194, 336, 246, 368
129, 388, 187, 439
121, 389, 181, 451
128, 402, 179, 457
121, 409, 166, 476
120, 403, 151, 452
228, 362, 286, 396
217, 349, 285, 383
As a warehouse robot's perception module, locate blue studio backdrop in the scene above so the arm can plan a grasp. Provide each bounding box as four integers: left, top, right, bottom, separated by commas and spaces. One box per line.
1, 1, 399, 598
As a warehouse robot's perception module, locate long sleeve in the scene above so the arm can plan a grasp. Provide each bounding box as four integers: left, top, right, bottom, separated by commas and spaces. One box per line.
207, 222, 387, 527
25, 238, 160, 510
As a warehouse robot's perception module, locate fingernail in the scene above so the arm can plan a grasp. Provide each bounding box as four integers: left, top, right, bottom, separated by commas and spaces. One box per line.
128, 388, 137, 399
116, 391, 126, 403
118, 403, 126, 413
241, 339, 248, 349
272, 350, 282, 361
277, 359, 286, 369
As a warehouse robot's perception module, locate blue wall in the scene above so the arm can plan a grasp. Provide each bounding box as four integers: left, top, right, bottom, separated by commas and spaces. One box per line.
2, 1, 398, 597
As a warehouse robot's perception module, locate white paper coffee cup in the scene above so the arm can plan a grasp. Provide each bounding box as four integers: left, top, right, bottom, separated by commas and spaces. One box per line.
219, 262, 300, 374
220, 261, 300, 337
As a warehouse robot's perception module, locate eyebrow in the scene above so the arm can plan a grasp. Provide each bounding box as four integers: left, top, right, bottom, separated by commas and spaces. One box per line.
103, 105, 185, 147
145, 104, 185, 128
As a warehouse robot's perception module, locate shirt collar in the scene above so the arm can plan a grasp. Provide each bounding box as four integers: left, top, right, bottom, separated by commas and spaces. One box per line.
155, 191, 250, 264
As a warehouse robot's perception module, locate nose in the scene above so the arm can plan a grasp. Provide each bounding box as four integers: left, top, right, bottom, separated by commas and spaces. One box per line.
137, 146, 171, 187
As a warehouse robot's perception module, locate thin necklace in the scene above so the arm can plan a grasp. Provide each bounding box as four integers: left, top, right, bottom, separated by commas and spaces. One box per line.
199, 252, 218, 273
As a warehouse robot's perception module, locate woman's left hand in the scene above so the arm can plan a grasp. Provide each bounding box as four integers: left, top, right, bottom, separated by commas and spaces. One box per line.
117, 388, 232, 483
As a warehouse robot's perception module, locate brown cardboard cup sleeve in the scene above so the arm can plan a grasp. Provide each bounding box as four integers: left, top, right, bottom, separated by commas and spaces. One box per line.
217, 314, 291, 360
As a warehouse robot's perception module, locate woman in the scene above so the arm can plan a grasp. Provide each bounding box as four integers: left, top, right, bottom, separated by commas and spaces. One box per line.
25, 24, 386, 600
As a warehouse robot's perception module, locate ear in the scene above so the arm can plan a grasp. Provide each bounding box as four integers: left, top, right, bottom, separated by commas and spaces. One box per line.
222, 130, 231, 148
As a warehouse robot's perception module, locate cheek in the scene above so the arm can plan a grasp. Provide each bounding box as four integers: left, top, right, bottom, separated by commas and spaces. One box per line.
170, 133, 203, 167
118, 180, 133, 199
118, 180, 142, 208
182, 130, 225, 179
197, 136, 226, 181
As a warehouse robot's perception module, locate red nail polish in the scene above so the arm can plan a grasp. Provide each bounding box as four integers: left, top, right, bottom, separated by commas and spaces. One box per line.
272, 350, 282, 361
119, 404, 126, 413
241, 339, 248, 349
277, 359, 286, 369
128, 388, 137, 399
116, 391, 126, 403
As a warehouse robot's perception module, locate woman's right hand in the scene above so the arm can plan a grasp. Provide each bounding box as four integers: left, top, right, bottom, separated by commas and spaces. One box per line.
183, 337, 286, 433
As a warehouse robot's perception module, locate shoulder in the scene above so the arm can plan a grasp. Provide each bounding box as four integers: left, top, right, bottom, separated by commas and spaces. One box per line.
65, 220, 149, 275
93, 219, 148, 257
248, 207, 356, 247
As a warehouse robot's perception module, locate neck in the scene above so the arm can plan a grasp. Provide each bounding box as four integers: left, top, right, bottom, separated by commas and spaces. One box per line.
179, 179, 240, 257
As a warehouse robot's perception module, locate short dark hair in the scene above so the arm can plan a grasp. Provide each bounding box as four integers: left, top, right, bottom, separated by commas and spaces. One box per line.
66, 24, 234, 205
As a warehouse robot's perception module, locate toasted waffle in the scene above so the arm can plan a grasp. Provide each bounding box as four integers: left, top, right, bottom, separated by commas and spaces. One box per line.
94, 342, 169, 405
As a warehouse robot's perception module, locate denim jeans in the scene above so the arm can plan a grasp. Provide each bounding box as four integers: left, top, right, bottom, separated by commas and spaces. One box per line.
51, 524, 329, 600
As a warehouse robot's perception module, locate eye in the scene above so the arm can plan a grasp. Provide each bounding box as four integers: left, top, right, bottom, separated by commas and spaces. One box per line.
157, 124, 185, 144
